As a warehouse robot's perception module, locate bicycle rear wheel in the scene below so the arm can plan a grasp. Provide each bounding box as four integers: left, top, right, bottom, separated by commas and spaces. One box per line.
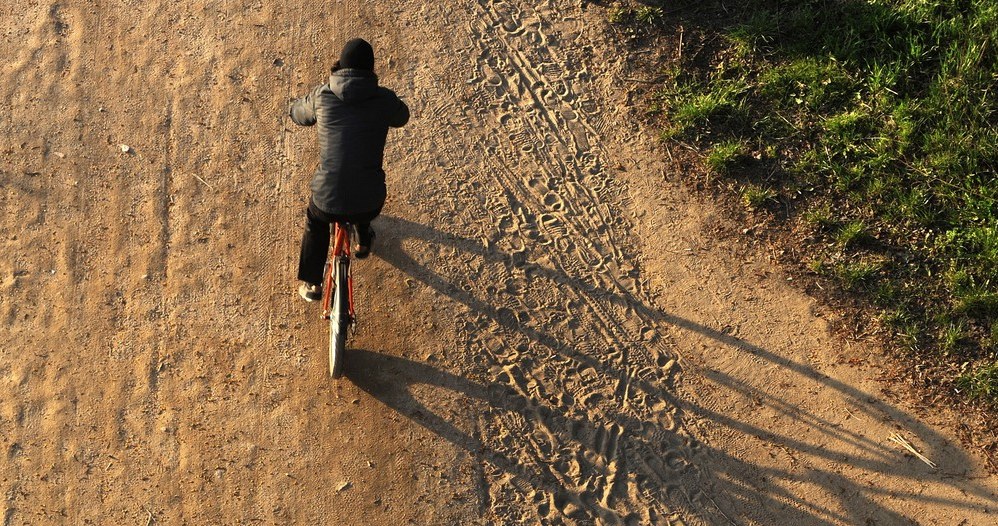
329, 257, 350, 378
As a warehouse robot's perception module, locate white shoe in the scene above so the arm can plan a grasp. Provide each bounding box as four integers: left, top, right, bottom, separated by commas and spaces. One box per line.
298, 282, 322, 302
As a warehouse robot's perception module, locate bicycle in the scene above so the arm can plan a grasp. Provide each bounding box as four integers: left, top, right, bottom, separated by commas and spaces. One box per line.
321, 221, 357, 378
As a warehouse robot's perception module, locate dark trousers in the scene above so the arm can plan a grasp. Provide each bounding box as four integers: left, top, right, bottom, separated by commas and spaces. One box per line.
297, 201, 381, 285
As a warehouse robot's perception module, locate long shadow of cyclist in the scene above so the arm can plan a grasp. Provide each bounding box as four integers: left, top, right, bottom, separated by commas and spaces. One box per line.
345, 347, 659, 520
361, 214, 996, 524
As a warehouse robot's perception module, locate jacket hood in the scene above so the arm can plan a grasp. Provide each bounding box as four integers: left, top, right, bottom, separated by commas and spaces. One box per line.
328, 69, 379, 103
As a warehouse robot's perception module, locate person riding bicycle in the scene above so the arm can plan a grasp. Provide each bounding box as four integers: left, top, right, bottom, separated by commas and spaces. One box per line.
289, 38, 410, 302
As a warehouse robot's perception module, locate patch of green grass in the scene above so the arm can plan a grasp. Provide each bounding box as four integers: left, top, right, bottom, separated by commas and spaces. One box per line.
938, 226, 998, 320
987, 321, 998, 351
645, 0, 998, 403
607, 6, 632, 24
953, 289, 998, 319
834, 259, 882, 290
835, 220, 872, 248
880, 307, 924, 352
635, 6, 664, 25
939, 319, 968, 354
880, 308, 911, 330
957, 360, 998, 404
872, 281, 901, 307
741, 184, 778, 210
674, 82, 749, 127
706, 140, 750, 174
803, 204, 838, 231
726, 11, 778, 54
758, 58, 856, 112
822, 110, 876, 144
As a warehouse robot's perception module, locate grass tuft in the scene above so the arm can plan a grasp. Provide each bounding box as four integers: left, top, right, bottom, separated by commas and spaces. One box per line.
803, 204, 839, 231
939, 320, 968, 354
835, 220, 873, 248
635, 6, 665, 25
706, 140, 751, 174
741, 184, 778, 210
834, 259, 882, 290
607, 6, 632, 24
957, 361, 998, 403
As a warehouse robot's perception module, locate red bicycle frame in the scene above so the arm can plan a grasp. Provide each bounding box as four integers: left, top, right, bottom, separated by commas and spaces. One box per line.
321, 222, 356, 321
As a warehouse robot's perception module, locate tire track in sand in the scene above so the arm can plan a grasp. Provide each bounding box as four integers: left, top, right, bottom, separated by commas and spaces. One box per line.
420, 1, 722, 523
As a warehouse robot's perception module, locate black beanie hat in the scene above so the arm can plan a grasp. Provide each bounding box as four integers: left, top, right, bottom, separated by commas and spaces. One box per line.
339, 38, 374, 70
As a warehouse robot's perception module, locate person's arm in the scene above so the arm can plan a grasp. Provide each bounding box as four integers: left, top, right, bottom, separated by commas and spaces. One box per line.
388, 95, 410, 128
288, 86, 322, 126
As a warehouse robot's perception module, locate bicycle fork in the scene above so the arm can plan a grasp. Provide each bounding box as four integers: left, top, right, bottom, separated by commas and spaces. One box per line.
323, 257, 357, 332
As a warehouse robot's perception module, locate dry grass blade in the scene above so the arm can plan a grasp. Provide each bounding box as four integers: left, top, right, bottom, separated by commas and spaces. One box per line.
192, 173, 214, 189
888, 433, 938, 469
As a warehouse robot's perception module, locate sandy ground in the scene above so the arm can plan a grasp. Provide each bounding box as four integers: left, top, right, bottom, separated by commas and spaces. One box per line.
1, 1, 996, 524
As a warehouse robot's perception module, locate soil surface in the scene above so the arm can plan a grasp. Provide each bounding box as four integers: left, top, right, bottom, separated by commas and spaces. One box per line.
1, 1, 995, 524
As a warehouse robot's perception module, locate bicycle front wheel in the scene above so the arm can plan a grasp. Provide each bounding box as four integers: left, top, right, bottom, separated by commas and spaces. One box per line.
329, 258, 350, 378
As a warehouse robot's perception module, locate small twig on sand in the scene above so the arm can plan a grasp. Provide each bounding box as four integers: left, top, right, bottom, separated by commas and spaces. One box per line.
677, 26, 684, 61
192, 173, 214, 190
705, 493, 738, 525
616, 74, 666, 84
889, 433, 937, 468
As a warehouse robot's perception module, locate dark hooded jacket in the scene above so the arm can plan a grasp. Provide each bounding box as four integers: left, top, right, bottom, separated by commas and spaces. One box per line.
289, 69, 409, 215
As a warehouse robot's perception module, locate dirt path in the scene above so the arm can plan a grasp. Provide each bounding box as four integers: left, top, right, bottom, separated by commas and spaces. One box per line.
1, 1, 995, 524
